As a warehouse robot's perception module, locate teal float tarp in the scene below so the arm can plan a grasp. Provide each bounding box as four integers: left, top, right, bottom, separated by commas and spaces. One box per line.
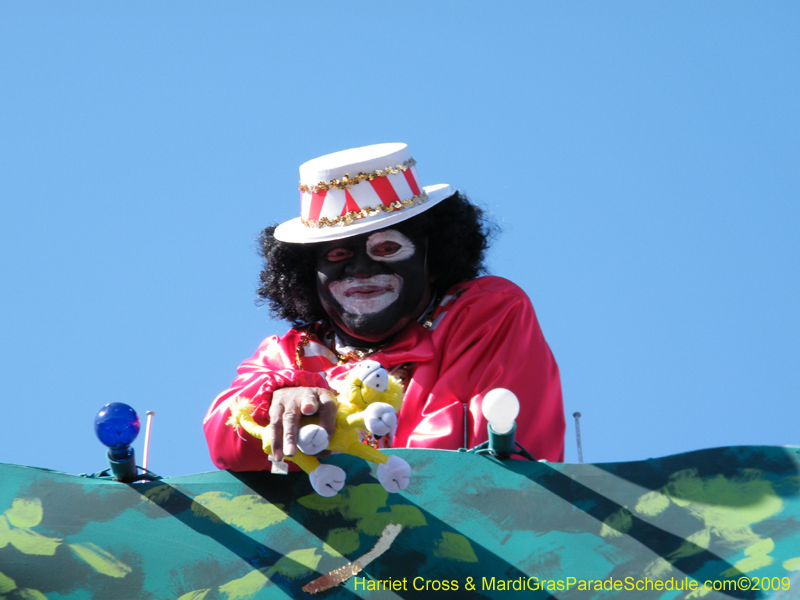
0, 446, 799, 599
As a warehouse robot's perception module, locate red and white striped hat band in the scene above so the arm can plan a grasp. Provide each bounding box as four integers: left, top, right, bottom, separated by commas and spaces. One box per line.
300, 158, 424, 228
273, 143, 454, 244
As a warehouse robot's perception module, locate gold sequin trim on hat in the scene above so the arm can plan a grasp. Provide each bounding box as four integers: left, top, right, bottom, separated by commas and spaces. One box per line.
299, 158, 417, 194
301, 191, 428, 228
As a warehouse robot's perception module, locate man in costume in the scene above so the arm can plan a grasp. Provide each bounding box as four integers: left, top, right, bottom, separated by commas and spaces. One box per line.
204, 143, 565, 473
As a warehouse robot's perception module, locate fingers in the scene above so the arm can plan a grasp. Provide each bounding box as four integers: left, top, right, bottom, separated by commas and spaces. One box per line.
315, 389, 338, 440
268, 402, 285, 462
269, 387, 336, 461
300, 393, 319, 416
281, 407, 299, 458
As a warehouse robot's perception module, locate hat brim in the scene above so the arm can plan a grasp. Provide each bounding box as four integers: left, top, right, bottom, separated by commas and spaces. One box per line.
273, 184, 455, 244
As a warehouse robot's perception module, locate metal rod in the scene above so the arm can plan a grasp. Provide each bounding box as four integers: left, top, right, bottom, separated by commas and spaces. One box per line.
143, 411, 155, 471
573, 412, 584, 464
463, 402, 469, 448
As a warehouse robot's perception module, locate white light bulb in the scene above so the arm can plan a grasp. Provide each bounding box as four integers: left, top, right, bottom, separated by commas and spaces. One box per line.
481, 388, 519, 435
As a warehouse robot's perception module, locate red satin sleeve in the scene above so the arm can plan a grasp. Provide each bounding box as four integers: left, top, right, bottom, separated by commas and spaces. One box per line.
396, 277, 565, 462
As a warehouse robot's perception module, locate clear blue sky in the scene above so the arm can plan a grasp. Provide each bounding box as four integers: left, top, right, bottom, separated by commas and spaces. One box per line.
1, 2, 797, 477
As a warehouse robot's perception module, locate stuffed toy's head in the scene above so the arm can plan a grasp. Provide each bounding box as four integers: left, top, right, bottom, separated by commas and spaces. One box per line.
344, 360, 404, 412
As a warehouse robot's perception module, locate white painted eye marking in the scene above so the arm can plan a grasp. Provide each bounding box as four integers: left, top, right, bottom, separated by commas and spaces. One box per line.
366, 230, 415, 263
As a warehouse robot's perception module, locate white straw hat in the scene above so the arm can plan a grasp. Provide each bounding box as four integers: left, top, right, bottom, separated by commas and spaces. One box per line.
273, 143, 454, 243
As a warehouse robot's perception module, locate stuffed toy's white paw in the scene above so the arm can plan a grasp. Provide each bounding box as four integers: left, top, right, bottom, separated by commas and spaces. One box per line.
377, 455, 411, 493
309, 464, 346, 497
297, 424, 329, 456
363, 402, 397, 436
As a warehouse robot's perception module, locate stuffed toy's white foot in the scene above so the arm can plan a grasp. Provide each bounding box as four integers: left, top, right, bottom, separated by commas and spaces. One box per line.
297, 424, 329, 456
363, 402, 397, 437
377, 455, 411, 493
309, 464, 346, 497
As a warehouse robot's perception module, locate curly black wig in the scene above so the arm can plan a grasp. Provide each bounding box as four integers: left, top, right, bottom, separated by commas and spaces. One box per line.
256, 192, 494, 326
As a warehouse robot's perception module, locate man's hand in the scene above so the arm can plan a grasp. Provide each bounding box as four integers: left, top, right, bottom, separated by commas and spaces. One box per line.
268, 387, 337, 461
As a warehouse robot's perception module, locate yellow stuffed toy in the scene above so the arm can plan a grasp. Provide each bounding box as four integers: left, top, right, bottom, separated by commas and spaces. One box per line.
226, 360, 411, 496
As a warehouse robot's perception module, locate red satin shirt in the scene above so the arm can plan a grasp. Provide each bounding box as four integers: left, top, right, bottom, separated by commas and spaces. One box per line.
204, 276, 565, 471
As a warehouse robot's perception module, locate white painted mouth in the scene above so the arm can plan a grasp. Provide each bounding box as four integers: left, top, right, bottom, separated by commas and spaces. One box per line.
329, 274, 403, 315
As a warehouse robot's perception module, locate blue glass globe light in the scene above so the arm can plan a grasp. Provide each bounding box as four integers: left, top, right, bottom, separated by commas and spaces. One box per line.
95, 403, 140, 461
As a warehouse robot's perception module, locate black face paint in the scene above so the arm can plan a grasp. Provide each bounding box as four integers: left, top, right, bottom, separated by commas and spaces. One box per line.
315, 226, 431, 347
